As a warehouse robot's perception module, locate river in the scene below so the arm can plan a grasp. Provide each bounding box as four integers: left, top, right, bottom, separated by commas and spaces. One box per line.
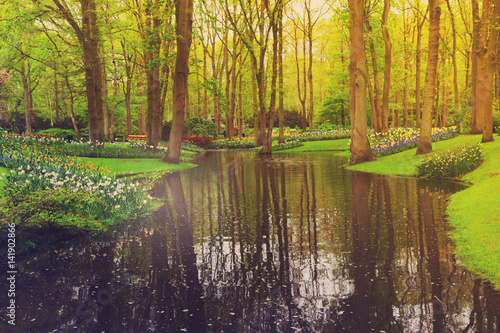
1, 150, 499, 332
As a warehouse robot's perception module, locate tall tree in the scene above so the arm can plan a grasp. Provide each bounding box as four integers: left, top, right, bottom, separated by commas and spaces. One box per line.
144, 0, 163, 148
412, 0, 428, 129
482, 0, 499, 143
445, 0, 460, 114
163, 0, 193, 163
79, 0, 105, 143
278, 3, 285, 144
416, 0, 441, 155
471, 0, 490, 134
289, 8, 308, 131
226, 0, 282, 154
364, 2, 382, 133
381, 0, 392, 132
348, 0, 376, 164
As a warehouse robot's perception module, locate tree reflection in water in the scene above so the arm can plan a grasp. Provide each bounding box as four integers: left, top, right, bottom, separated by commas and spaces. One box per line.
2, 151, 500, 333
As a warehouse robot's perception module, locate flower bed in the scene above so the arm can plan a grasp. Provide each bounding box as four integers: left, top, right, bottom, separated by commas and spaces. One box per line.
206, 136, 256, 149
0, 135, 151, 231
417, 143, 482, 178
293, 128, 353, 142
272, 140, 303, 151
48, 140, 199, 159
369, 127, 458, 157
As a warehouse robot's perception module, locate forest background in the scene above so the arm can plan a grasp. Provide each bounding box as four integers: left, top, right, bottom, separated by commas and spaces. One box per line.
0, 0, 498, 158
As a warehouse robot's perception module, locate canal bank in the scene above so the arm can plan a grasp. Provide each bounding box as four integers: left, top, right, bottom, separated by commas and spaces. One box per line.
345, 134, 500, 288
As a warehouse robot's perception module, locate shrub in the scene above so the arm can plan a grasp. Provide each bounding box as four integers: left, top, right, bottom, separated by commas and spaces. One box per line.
184, 117, 217, 138
272, 110, 303, 128
417, 143, 482, 178
183, 135, 213, 145
35, 128, 77, 139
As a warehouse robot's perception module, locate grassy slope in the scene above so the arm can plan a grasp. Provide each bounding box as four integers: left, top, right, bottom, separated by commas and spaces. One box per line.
446, 137, 500, 287
345, 134, 500, 287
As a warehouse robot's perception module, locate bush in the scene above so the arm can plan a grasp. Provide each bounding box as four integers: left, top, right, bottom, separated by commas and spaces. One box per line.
35, 128, 77, 139
272, 110, 303, 128
183, 135, 213, 145
417, 143, 482, 178
184, 117, 217, 137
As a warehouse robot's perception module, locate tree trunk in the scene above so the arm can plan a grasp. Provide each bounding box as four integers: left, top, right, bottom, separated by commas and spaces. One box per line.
20, 62, 32, 134
416, 0, 441, 155
81, 0, 104, 144
471, 0, 480, 132
224, 22, 230, 138
163, 0, 193, 163
308, 24, 314, 132
54, 64, 60, 123
204, 48, 208, 120
121, 41, 135, 136
445, 0, 460, 113
403, 8, 409, 127
348, 0, 376, 164
435, 72, 440, 127
64, 76, 82, 141
415, 0, 427, 129
101, 53, 110, 140
278, 5, 285, 144
145, 0, 163, 148
109, 36, 119, 141
472, 0, 490, 134
482, 0, 499, 143
252, 72, 262, 146
365, 19, 383, 133
228, 29, 238, 138
381, 0, 392, 132
294, 25, 307, 132
238, 61, 244, 136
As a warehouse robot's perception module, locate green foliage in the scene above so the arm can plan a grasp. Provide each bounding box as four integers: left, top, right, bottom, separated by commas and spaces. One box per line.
272, 110, 303, 128
417, 144, 483, 178
35, 128, 77, 139
184, 116, 217, 137
0, 186, 104, 231
0, 134, 152, 222
319, 72, 350, 126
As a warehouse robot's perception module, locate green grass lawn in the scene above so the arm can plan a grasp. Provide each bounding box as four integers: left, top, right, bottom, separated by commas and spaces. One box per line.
345, 134, 500, 287
72, 157, 197, 176
275, 138, 351, 153
445, 136, 500, 287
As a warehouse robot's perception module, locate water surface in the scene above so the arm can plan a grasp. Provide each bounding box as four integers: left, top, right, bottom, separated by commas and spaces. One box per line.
1, 151, 499, 332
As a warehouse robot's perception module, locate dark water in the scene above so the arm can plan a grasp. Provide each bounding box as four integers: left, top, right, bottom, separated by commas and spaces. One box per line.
1, 151, 500, 332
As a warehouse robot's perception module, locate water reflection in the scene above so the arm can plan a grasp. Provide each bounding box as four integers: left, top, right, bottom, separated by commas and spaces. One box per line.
1, 151, 500, 332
